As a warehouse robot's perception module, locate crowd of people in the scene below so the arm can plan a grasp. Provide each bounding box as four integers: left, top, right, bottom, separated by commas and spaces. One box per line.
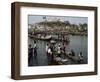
46, 41, 84, 64
46, 42, 67, 64
28, 40, 84, 65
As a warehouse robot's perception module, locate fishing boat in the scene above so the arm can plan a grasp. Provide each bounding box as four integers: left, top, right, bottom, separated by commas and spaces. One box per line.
51, 51, 84, 65
66, 52, 84, 63
29, 34, 52, 41
50, 57, 68, 65
41, 35, 52, 40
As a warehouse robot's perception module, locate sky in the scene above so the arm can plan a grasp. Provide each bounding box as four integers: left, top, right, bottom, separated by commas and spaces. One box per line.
28, 15, 88, 25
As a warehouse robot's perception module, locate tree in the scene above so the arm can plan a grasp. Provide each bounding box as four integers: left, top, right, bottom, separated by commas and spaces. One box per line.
78, 23, 87, 32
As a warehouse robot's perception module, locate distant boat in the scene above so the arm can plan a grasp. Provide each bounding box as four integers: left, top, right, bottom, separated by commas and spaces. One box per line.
50, 40, 56, 44
28, 34, 52, 41
29, 34, 70, 43
41, 35, 52, 40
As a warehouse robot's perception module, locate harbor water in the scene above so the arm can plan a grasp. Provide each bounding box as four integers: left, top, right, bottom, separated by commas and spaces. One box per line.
28, 35, 87, 66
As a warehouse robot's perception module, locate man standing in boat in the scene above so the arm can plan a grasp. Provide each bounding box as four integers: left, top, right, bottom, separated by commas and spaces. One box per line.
78, 52, 83, 63
57, 44, 62, 57
71, 49, 75, 56
46, 43, 49, 54
47, 46, 53, 65
34, 41, 37, 59
28, 44, 34, 64
62, 43, 66, 54
46, 43, 49, 62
